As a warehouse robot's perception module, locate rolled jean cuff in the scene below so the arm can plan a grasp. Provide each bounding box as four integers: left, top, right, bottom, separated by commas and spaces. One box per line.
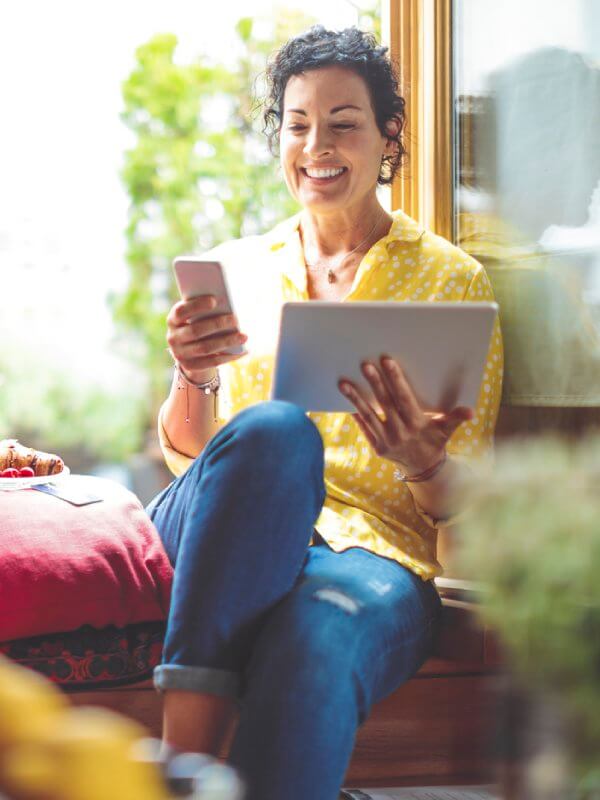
153, 664, 241, 700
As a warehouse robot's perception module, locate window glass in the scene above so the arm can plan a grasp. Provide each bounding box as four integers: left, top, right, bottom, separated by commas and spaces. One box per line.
0, 1, 379, 497
454, 0, 600, 405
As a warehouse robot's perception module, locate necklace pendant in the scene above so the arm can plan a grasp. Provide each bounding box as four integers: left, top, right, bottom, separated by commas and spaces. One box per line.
327, 269, 336, 283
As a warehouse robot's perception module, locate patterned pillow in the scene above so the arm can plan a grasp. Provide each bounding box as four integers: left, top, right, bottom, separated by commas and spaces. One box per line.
0, 621, 165, 689
0, 476, 173, 640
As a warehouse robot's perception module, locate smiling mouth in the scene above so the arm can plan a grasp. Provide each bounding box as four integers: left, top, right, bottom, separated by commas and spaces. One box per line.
301, 167, 348, 181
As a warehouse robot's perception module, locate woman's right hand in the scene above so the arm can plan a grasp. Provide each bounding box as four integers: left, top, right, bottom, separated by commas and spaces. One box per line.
166, 294, 248, 384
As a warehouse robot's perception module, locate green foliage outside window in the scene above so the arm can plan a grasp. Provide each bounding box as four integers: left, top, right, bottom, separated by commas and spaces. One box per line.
114, 15, 309, 423
115, 3, 380, 429
0, 349, 144, 463
1, 4, 380, 463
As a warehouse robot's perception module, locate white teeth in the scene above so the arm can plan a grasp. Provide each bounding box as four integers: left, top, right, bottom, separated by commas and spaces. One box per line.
304, 167, 345, 179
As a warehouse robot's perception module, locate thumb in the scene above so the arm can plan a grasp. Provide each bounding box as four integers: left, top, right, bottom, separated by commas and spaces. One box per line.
437, 406, 472, 439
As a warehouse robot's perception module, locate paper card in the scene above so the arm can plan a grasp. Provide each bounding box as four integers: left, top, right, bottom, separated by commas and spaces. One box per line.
32, 481, 105, 506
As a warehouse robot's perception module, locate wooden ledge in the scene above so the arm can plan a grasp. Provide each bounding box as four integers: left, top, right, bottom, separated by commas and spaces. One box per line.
66, 584, 503, 786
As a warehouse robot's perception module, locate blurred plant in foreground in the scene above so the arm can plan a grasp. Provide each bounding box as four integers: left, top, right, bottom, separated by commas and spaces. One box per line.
453, 436, 600, 796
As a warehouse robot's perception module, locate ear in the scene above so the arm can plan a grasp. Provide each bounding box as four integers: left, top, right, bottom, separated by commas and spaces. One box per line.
383, 117, 401, 157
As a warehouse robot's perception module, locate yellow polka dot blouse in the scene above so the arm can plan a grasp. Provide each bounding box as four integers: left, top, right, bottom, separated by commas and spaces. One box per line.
158, 209, 504, 581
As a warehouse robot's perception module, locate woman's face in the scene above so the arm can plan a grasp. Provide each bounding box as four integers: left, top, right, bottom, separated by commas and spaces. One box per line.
279, 66, 393, 215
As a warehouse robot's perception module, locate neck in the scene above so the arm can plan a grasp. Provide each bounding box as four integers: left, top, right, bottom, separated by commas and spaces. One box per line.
300, 201, 391, 260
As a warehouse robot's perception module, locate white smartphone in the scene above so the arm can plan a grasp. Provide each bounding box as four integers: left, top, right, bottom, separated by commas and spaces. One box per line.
172, 257, 244, 356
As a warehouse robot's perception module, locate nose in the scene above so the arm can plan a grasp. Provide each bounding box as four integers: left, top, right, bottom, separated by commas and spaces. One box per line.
304, 123, 334, 159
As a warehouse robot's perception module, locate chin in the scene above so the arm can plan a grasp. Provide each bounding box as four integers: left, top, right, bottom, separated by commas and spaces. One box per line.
298, 192, 348, 214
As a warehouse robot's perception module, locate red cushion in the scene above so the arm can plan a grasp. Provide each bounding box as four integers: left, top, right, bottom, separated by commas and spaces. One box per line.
0, 476, 173, 640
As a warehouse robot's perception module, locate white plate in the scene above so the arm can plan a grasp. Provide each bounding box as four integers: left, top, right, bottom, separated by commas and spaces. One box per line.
0, 465, 70, 491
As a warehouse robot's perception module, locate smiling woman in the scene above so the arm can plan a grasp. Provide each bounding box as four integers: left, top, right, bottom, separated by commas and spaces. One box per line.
146, 24, 503, 800
278, 66, 396, 288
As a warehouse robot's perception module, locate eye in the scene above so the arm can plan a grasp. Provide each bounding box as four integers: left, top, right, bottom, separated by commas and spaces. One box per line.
333, 123, 355, 131
287, 123, 307, 132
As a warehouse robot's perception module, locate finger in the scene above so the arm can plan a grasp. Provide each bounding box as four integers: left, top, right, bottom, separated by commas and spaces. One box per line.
360, 361, 405, 439
379, 356, 423, 426
433, 406, 473, 440
176, 331, 248, 360
339, 378, 387, 444
167, 314, 243, 352
351, 412, 379, 450
170, 296, 218, 327
183, 313, 240, 344
181, 348, 248, 371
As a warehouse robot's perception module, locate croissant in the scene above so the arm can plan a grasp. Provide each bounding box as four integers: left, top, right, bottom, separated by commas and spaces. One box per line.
0, 439, 64, 476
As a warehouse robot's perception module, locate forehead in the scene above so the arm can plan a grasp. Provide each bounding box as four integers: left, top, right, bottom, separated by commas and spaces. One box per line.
283, 66, 372, 113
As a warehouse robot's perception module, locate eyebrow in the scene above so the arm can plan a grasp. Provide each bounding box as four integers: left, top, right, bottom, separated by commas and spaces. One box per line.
286, 104, 363, 115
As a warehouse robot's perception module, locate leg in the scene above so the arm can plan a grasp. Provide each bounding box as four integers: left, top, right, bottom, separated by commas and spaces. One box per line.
227, 535, 442, 800
146, 401, 325, 752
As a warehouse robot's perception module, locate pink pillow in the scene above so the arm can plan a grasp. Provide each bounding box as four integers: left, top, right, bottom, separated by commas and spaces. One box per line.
0, 476, 173, 640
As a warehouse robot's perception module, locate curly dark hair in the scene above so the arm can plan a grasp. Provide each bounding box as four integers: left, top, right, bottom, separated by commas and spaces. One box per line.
263, 25, 406, 185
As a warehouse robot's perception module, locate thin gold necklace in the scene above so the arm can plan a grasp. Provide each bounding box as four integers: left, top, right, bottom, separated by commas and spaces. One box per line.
302, 211, 386, 284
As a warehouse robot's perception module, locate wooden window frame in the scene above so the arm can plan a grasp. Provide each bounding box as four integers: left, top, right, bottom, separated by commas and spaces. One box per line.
387, 0, 453, 241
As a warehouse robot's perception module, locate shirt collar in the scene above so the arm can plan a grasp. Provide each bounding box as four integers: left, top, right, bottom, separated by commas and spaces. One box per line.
381, 209, 425, 246
268, 208, 425, 253
268, 209, 425, 293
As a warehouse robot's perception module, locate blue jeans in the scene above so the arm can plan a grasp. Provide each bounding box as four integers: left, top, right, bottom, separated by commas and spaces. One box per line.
146, 401, 442, 800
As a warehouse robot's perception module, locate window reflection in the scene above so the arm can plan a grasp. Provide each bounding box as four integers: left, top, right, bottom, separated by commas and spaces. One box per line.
454, 0, 600, 405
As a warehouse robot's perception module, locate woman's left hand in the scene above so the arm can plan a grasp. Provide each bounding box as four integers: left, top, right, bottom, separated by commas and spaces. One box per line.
338, 356, 472, 476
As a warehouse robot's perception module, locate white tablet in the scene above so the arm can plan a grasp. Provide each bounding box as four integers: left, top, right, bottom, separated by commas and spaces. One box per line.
271, 301, 498, 413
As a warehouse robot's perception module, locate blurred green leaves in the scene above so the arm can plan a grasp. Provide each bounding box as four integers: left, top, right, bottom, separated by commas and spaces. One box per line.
3, 5, 381, 464
0, 351, 145, 462
114, 14, 315, 423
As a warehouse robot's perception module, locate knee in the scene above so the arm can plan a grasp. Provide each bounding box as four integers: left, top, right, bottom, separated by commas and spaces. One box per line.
230, 401, 323, 465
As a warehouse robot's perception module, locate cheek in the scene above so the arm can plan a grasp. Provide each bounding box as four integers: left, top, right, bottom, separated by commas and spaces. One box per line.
365, 142, 387, 180
347, 132, 385, 177
280, 139, 297, 175
279, 142, 300, 194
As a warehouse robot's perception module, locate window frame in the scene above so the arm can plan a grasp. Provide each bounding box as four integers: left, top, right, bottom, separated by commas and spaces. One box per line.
388, 0, 453, 240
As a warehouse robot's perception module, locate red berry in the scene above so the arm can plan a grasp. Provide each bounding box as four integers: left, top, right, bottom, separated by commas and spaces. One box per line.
18, 467, 35, 478
1, 468, 19, 478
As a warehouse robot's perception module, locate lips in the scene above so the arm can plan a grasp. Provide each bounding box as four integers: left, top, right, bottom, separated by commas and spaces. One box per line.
301, 166, 347, 182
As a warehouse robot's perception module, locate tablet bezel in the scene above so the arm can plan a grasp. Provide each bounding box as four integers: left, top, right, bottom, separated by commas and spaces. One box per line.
271, 301, 498, 413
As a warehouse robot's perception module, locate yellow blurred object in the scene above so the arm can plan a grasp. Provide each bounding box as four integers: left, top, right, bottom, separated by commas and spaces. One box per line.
0, 656, 68, 748
0, 656, 168, 800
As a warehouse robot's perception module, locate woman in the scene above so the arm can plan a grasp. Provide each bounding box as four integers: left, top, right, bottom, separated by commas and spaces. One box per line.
146, 25, 503, 800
